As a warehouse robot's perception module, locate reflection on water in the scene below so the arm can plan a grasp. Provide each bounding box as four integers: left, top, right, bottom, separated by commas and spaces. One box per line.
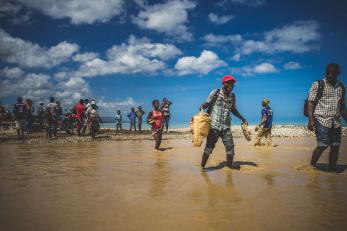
0, 138, 347, 231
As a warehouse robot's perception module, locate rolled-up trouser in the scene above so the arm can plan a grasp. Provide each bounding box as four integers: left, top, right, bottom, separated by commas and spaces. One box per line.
203, 128, 235, 157
255, 127, 272, 146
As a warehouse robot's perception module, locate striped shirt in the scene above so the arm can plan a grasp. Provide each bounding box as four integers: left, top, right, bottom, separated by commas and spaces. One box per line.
207, 89, 235, 131
308, 78, 344, 128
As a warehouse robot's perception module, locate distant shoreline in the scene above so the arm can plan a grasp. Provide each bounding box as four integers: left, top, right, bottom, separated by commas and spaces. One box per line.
0, 125, 346, 145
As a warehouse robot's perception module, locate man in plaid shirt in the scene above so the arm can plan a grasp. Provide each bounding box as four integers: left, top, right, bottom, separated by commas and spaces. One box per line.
307, 63, 347, 171
199, 75, 248, 169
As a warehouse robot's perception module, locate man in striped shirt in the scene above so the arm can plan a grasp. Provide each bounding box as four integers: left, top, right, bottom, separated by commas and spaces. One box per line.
307, 63, 347, 171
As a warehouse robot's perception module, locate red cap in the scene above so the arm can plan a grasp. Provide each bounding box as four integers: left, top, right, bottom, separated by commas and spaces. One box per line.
222, 75, 237, 83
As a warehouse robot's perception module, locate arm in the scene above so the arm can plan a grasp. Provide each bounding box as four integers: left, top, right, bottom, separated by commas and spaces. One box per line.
342, 108, 347, 122
146, 111, 153, 123
259, 113, 267, 127
230, 96, 248, 125
307, 82, 318, 131
199, 90, 217, 110
307, 101, 315, 130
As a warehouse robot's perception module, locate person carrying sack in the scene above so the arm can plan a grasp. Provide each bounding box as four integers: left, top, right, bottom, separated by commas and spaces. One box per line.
199, 75, 248, 169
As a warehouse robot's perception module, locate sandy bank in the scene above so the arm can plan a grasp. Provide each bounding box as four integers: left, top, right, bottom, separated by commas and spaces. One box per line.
1, 125, 346, 145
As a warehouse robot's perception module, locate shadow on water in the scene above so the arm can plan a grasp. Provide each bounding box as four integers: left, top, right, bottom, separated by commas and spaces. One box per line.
158, 147, 175, 151
315, 163, 347, 173
203, 161, 258, 172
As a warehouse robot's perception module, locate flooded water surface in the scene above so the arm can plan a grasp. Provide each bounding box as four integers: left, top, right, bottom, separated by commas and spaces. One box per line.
0, 138, 347, 231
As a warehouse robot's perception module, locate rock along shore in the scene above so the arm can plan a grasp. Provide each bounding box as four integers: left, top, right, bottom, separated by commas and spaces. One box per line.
0, 125, 346, 145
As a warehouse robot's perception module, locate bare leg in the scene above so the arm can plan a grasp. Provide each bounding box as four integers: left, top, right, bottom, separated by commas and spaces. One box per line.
328, 146, 340, 171
310, 146, 328, 167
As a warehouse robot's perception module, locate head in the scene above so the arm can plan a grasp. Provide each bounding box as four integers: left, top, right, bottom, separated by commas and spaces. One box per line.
222, 75, 237, 92
138, 106, 142, 110
131, 107, 135, 112
84, 99, 89, 105
117, 110, 121, 114
49, 97, 54, 103
40, 103, 44, 106
325, 63, 340, 84
17, 96, 23, 103
262, 98, 270, 107
152, 99, 160, 109
79, 99, 84, 104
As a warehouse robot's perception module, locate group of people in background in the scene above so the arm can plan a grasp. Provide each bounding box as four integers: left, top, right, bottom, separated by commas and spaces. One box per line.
115, 98, 172, 134
8, 95, 173, 142
10, 96, 101, 139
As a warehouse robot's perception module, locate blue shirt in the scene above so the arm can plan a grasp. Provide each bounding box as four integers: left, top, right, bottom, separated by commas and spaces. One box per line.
128, 112, 136, 121
261, 107, 273, 128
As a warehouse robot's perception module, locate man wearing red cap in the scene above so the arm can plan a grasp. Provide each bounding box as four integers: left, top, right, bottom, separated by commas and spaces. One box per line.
199, 75, 248, 169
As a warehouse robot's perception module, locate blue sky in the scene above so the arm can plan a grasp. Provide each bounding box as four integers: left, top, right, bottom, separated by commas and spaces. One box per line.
0, 0, 346, 124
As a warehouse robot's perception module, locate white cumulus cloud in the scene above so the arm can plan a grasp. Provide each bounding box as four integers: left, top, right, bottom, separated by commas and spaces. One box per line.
175, 50, 227, 76
76, 35, 182, 77
0, 66, 91, 108
0, 29, 79, 68
283, 61, 302, 70
202, 20, 320, 55
16, 0, 124, 24
228, 0, 265, 7
208, 13, 234, 25
233, 62, 279, 76
132, 0, 196, 41
97, 98, 141, 115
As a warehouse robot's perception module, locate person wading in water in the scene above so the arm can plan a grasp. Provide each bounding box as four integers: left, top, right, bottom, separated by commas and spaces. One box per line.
147, 100, 164, 150
307, 63, 347, 171
199, 75, 249, 169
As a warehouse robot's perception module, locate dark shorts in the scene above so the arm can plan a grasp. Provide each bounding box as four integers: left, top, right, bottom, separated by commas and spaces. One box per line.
314, 120, 341, 147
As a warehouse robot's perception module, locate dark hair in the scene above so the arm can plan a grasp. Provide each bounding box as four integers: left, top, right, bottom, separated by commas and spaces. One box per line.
84, 99, 89, 104
50, 97, 54, 102
17, 96, 23, 102
56, 101, 60, 105
152, 99, 159, 106
79, 99, 84, 104
326, 63, 340, 73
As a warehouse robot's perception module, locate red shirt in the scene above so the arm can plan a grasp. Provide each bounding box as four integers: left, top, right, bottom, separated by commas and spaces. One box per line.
75, 103, 84, 119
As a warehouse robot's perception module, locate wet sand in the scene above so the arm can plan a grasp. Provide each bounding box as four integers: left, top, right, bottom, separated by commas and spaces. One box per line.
0, 137, 347, 231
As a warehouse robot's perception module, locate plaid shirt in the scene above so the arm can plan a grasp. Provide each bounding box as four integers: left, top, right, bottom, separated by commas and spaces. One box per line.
207, 89, 235, 131
308, 78, 344, 128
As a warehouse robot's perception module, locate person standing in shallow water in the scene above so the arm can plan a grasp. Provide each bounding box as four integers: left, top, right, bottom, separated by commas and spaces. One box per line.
136, 106, 145, 132
128, 107, 137, 131
13, 96, 27, 139
147, 100, 164, 150
254, 98, 273, 147
115, 110, 123, 132
307, 63, 347, 171
161, 98, 172, 133
199, 75, 248, 169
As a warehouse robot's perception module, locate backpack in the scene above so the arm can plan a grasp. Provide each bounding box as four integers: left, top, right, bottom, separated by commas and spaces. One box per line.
304, 80, 346, 117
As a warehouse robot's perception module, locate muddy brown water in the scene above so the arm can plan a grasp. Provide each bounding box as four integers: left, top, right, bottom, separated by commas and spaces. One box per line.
0, 137, 346, 231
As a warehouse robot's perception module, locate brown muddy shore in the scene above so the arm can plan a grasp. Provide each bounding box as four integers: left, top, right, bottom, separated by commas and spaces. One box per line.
0, 137, 347, 231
